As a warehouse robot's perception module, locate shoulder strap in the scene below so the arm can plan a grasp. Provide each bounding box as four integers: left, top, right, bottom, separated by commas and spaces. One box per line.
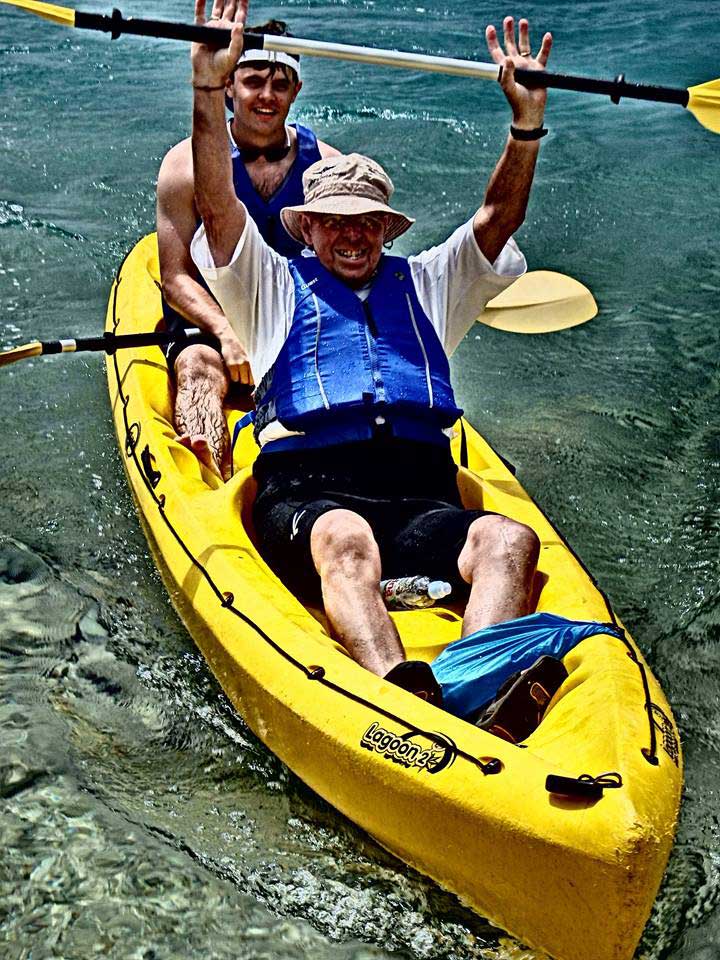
292, 122, 322, 165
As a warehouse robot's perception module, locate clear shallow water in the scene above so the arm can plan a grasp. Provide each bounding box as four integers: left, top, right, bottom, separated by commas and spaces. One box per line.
1, 1, 718, 957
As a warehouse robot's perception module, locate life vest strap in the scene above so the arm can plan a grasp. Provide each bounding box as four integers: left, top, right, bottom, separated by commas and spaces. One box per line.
259, 410, 450, 453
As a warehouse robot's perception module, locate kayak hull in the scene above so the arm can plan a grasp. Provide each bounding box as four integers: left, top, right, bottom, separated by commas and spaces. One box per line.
106, 234, 683, 960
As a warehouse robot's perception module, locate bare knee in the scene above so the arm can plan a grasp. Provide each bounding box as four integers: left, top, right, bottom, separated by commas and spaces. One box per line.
311, 510, 380, 581
458, 515, 540, 582
175, 344, 228, 398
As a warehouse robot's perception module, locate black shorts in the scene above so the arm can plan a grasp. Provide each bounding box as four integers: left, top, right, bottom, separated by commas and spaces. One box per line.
162, 297, 221, 373
252, 437, 490, 603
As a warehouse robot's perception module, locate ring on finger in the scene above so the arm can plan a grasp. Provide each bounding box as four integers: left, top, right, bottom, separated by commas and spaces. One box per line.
209, 14, 220, 20
519, 47, 532, 56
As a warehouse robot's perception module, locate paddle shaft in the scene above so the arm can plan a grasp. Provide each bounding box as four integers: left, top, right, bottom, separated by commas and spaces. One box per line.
0, 328, 203, 367
74, 9, 690, 108
38, 328, 202, 353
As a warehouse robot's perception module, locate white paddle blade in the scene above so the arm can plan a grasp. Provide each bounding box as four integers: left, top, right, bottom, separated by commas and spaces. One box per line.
480, 270, 598, 334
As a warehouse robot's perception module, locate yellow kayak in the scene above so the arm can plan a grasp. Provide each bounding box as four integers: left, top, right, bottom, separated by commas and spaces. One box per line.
106, 233, 683, 960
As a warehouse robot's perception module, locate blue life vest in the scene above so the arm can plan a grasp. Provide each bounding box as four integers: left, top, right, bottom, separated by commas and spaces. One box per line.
231, 122, 321, 258
253, 254, 463, 451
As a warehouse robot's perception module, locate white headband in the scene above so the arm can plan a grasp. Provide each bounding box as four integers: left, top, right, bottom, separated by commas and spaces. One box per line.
236, 48, 301, 82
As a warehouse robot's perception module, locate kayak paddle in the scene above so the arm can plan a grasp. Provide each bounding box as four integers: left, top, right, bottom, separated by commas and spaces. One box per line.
0, 328, 204, 368
481, 271, 597, 334
2, 0, 719, 133
0, 271, 598, 369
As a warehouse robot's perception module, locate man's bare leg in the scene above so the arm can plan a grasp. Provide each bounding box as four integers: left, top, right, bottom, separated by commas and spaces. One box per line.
175, 344, 231, 481
458, 515, 540, 638
310, 509, 405, 676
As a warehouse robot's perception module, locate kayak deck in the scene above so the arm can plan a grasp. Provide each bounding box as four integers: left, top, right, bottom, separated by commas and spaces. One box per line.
106, 233, 682, 960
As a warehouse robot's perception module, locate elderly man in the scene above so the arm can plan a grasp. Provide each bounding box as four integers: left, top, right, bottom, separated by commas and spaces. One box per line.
190, 0, 550, 703
157, 15, 339, 480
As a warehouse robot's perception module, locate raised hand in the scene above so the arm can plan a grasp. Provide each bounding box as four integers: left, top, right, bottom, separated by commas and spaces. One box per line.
191, 0, 247, 89
486, 16, 552, 129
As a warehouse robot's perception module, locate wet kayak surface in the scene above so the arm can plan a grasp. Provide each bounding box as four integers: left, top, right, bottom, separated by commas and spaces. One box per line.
1, 1, 718, 958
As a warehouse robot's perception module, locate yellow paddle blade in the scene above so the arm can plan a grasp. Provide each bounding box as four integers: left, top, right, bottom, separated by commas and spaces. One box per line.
687, 78, 720, 134
0, 341, 44, 367
0, 0, 75, 26
480, 270, 597, 334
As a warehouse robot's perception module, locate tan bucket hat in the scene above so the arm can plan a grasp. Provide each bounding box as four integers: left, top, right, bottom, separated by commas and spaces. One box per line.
280, 153, 414, 244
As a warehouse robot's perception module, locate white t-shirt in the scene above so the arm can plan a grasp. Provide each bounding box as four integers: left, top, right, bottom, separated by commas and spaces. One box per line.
191, 210, 526, 386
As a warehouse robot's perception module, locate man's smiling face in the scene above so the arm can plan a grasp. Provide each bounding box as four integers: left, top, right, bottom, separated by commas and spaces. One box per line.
227, 64, 301, 141
300, 213, 389, 288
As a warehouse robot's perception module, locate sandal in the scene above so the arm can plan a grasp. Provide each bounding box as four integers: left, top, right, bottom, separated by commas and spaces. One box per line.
475, 655, 567, 743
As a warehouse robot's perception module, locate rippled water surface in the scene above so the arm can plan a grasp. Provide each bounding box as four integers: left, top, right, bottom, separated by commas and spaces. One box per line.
1, 1, 719, 958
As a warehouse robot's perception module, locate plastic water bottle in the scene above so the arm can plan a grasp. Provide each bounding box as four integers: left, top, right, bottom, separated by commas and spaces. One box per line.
380, 576, 452, 610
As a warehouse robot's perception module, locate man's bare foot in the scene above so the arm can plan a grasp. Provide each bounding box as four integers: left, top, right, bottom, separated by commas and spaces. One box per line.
177, 434, 224, 481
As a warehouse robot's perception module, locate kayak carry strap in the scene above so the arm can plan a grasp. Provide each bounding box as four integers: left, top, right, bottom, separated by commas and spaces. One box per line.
546, 771, 623, 801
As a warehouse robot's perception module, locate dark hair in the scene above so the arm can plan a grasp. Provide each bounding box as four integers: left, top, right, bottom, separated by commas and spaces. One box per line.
246, 19, 293, 40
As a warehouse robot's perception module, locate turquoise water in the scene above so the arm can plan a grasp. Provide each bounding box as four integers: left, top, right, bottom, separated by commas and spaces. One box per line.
1, 1, 719, 957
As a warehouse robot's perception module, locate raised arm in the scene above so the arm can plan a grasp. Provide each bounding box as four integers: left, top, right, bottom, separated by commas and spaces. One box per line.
191, 0, 248, 266
156, 140, 252, 384
473, 16, 552, 264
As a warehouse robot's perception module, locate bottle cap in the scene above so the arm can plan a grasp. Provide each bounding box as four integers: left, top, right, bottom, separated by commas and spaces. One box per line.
428, 581, 452, 600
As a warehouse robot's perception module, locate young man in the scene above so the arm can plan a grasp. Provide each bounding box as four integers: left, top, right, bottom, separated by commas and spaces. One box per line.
157, 17, 339, 480
190, 0, 550, 702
